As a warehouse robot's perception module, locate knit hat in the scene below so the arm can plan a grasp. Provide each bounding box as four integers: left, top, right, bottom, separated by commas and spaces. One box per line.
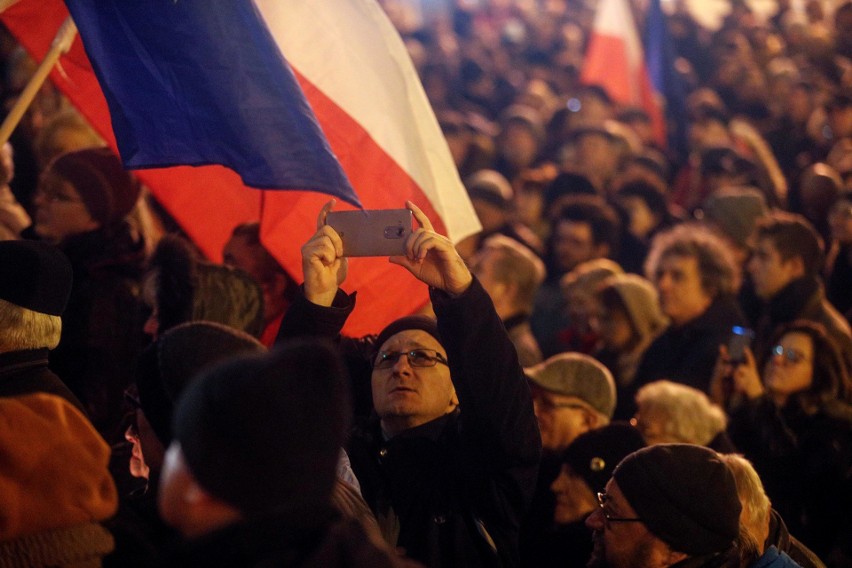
465, 169, 513, 210
48, 147, 141, 226
0, 393, 117, 539
374, 315, 442, 354
135, 321, 266, 447
613, 444, 741, 556
601, 274, 669, 341
0, 240, 72, 316
173, 339, 352, 515
699, 187, 768, 247
525, 353, 617, 418
562, 422, 645, 494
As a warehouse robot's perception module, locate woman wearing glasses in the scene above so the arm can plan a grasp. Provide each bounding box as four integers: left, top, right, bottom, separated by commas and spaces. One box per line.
711, 319, 852, 564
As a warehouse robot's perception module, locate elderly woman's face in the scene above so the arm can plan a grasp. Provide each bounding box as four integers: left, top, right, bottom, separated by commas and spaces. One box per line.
764, 332, 814, 398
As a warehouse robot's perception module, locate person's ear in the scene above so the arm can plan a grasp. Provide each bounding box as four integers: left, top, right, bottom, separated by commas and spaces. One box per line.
582, 408, 601, 429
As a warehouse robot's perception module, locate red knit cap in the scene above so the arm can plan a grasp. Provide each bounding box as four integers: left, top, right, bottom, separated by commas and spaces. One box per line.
48, 147, 141, 226
0, 394, 118, 539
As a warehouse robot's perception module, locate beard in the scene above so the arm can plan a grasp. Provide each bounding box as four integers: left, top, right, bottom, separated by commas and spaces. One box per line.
587, 531, 657, 568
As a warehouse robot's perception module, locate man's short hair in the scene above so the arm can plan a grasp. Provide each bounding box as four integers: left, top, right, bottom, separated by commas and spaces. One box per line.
644, 224, 739, 298
0, 298, 62, 352
635, 380, 727, 446
754, 212, 824, 276
480, 234, 545, 307
553, 195, 621, 253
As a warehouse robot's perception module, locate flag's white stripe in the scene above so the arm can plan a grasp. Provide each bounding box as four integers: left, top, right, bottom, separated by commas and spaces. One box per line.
255, 0, 480, 242
591, 0, 644, 102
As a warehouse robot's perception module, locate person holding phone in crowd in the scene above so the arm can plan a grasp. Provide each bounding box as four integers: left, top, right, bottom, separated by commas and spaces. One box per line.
710, 320, 852, 564
275, 200, 541, 567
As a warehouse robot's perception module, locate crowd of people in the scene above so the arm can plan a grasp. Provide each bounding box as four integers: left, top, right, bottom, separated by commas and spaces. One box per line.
1, 0, 851, 566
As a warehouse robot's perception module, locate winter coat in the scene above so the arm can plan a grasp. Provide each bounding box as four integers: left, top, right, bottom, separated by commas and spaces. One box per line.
629, 295, 746, 410
276, 278, 541, 567
766, 509, 825, 568
163, 508, 418, 568
47, 223, 147, 442
728, 395, 852, 563
0, 348, 84, 413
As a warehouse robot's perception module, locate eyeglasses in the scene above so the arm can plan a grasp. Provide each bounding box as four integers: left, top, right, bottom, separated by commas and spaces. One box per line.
597, 492, 644, 523
771, 345, 809, 365
374, 349, 448, 369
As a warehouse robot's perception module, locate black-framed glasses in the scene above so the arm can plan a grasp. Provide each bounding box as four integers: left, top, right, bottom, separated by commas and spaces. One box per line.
374, 349, 449, 369
771, 345, 809, 365
597, 492, 644, 523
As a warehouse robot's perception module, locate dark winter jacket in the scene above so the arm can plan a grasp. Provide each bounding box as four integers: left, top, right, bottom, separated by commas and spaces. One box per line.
277, 278, 541, 567
630, 295, 746, 407
163, 507, 418, 568
766, 509, 825, 568
728, 395, 852, 563
0, 348, 84, 413
48, 223, 147, 442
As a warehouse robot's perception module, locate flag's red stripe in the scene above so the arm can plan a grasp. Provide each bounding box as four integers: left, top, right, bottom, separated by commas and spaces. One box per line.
3, 0, 436, 335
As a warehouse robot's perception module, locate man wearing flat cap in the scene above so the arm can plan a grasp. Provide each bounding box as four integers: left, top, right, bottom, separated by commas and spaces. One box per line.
0, 239, 83, 411
276, 201, 541, 567
586, 444, 742, 568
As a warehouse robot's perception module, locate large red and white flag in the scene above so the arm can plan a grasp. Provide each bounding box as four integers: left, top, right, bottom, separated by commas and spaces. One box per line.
580, 0, 666, 147
2, 0, 480, 335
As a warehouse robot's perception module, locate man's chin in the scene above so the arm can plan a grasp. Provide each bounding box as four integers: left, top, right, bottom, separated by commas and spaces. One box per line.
587, 535, 609, 568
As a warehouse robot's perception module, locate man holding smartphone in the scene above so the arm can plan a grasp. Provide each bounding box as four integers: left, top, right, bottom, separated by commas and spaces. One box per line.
276, 200, 541, 567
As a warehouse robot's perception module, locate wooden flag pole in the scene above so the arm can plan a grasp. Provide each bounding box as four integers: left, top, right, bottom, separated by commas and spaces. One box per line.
0, 15, 77, 147
0, 0, 21, 12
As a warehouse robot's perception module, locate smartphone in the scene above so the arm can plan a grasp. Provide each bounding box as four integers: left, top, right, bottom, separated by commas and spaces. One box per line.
727, 326, 754, 364
326, 209, 413, 257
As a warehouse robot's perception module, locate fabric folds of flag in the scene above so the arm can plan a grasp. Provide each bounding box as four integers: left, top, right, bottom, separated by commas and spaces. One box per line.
64, 0, 359, 206
579, 0, 666, 147
643, 0, 689, 161
2, 0, 480, 335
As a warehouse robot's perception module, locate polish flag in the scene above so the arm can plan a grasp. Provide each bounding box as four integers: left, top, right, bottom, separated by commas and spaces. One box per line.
1, 0, 480, 335
580, 0, 666, 147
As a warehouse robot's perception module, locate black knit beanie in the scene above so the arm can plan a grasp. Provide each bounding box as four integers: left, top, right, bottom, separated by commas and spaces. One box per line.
561, 422, 645, 494
374, 315, 442, 353
173, 339, 352, 515
613, 444, 741, 556
0, 240, 72, 316
135, 321, 265, 447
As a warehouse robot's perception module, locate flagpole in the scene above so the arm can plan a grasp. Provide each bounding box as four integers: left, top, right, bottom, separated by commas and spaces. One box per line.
0, 0, 21, 12
0, 16, 77, 147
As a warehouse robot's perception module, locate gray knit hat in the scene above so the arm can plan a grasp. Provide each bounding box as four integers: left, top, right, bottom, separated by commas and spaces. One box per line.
525, 352, 616, 418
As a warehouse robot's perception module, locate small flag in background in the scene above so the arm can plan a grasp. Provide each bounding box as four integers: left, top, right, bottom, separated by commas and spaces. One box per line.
2, 0, 481, 335
579, 0, 666, 147
644, 0, 690, 161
